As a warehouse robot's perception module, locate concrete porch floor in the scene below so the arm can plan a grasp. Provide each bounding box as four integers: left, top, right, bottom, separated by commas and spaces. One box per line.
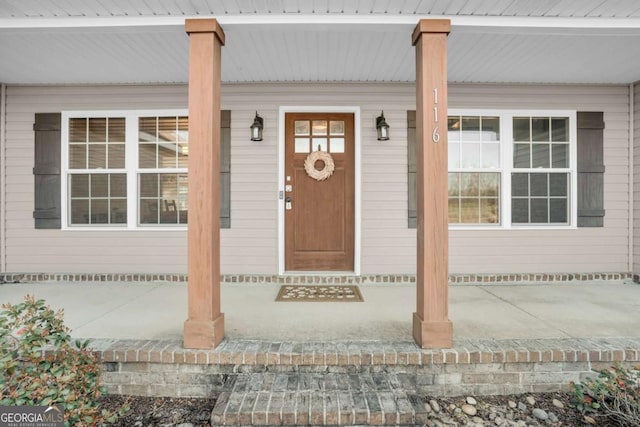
1, 280, 639, 342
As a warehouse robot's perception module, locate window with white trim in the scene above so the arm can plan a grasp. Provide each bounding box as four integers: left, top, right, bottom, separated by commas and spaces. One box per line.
138, 116, 189, 225
63, 110, 190, 228
446, 110, 576, 228
447, 115, 501, 225
511, 116, 571, 224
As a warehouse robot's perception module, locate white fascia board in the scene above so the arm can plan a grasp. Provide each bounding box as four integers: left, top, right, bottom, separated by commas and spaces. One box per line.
2, 14, 640, 30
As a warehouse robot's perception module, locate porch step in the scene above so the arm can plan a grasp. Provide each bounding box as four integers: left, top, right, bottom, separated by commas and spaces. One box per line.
210, 372, 428, 426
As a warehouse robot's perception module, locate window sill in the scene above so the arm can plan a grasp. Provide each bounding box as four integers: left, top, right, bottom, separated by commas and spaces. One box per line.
449, 224, 577, 231
62, 226, 188, 231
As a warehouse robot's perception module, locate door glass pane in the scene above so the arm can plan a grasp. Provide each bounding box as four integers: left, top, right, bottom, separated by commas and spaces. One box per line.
295, 121, 310, 136
312, 121, 327, 135
312, 138, 327, 152
330, 121, 344, 135
330, 138, 344, 153
295, 138, 310, 153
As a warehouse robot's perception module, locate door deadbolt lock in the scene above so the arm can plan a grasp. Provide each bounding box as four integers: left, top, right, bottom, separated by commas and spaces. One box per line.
285, 197, 292, 210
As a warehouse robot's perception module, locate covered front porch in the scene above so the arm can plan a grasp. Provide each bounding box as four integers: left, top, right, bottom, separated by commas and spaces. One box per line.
3, 1, 640, 353
3, 278, 640, 409
3, 279, 639, 342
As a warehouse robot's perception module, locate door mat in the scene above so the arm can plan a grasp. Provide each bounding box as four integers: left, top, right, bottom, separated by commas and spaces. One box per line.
275, 285, 363, 302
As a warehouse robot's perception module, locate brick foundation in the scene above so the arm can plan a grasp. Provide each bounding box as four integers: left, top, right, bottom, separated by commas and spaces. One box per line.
0, 271, 633, 285
94, 337, 640, 398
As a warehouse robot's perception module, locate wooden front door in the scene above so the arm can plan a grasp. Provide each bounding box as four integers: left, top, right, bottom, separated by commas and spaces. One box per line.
285, 113, 355, 271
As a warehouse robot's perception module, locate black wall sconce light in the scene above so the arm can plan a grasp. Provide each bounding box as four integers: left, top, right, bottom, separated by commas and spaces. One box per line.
250, 111, 263, 141
376, 111, 390, 141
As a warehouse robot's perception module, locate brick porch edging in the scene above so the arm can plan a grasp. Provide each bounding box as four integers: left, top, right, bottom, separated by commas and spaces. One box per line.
0, 271, 634, 284
94, 337, 640, 398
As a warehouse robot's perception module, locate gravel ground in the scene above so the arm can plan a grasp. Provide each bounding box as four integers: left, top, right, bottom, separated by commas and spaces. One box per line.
100, 392, 614, 426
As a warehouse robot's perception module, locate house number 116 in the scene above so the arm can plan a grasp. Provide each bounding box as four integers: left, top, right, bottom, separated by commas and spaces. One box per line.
432, 88, 440, 143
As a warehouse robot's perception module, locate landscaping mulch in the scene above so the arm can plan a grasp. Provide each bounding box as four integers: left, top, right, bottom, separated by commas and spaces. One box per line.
98, 391, 618, 426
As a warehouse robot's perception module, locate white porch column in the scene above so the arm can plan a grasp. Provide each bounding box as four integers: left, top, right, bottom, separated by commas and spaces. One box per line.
412, 19, 453, 349
183, 19, 226, 349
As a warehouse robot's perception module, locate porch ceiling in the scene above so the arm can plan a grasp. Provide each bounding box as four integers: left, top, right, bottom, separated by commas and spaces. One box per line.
2, 8, 640, 85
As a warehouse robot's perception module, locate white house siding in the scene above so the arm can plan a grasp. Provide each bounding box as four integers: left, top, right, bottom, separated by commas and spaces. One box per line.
447, 84, 630, 274
3, 83, 631, 275
634, 82, 640, 276
5, 85, 189, 274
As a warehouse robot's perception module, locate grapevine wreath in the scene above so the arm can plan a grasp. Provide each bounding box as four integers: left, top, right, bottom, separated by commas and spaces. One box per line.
303, 150, 335, 181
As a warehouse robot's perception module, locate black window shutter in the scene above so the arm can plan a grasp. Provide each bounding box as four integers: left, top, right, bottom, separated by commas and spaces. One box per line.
577, 112, 605, 227
407, 110, 417, 228
33, 113, 62, 229
220, 110, 231, 228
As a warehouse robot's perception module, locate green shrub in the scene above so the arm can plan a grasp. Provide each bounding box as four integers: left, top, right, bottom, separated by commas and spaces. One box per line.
570, 363, 640, 427
0, 295, 127, 426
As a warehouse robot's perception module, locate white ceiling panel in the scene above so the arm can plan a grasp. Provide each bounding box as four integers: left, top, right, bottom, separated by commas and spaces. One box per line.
4, 0, 640, 18
2, 1, 640, 85
2, 23, 640, 85
0, 26, 189, 84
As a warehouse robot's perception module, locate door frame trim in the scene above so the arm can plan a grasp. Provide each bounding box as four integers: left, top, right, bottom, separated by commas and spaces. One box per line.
278, 106, 361, 275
